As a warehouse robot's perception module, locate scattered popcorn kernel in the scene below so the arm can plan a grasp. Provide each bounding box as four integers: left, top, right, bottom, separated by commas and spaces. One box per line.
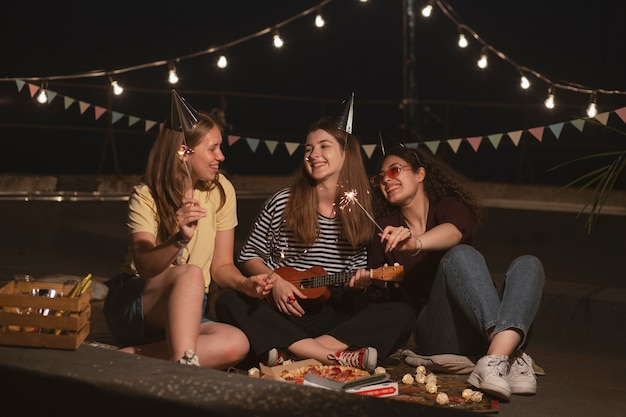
402, 373, 415, 385
415, 365, 426, 374
248, 367, 260, 377
462, 388, 474, 400
425, 373, 437, 385
425, 382, 438, 393
470, 391, 484, 402
374, 366, 387, 375
436, 392, 449, 405
415, 372, 426, 384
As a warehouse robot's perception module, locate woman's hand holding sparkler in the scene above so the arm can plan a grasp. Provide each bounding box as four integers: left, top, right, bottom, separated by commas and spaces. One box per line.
379, 225, 416, 254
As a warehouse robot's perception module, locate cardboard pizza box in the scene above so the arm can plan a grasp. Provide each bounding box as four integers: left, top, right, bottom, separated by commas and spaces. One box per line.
345, 381, 399, 398
259, 358, 322, 381
302, 372, 390, 391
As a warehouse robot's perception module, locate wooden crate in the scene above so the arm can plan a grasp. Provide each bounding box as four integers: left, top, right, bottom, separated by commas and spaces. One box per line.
0, 280, 91, 350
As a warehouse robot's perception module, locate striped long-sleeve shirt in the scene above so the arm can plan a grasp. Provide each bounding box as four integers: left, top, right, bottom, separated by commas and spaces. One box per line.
238, 188, 367, 275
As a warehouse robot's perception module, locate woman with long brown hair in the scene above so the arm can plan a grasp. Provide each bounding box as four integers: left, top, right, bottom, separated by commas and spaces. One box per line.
216, 117, 414, 371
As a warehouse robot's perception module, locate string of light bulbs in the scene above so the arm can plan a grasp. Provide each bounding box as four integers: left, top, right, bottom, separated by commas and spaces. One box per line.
2, 0, 337, 101
5, 0, 624, 121
423, 0, 626, 118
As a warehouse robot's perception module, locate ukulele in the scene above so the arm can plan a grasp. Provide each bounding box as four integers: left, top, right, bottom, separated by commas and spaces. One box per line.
267, 264, 404, 305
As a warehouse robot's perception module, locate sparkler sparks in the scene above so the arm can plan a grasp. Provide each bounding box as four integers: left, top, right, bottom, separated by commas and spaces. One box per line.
340, 189, 384, 232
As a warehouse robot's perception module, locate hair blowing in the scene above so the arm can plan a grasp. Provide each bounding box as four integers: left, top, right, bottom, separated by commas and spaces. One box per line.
142, 112, 226, 244
284, 117, 374, 247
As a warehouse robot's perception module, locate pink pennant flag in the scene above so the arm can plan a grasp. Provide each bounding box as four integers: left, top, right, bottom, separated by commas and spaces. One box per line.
466, 136, 482, 152
614, 107, 626, 124
94, 106, 107, 120
28, 83, 39, 97
528, 127, 544, 142
228, 135, 240, 146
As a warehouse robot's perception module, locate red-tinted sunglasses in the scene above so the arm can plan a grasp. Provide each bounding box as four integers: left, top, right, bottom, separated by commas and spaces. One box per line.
370, 164, 407, 186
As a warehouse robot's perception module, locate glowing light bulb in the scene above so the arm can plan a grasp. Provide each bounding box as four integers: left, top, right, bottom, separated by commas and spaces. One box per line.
458, 33, 468, 48
421, 4, 433, 17
273, 31, 284, 48
586, 100, 597, 117
217, 55, 228, 68
315, 13, 325, 28
520, 74, 530, 89
544, 89, 555, 109
111, 80, 123, 95
477, 52, 488, 69
36, 88, 48, 104
168, 69, 179, 84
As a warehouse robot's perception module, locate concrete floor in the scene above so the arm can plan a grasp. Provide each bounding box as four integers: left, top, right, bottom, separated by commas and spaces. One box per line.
1, 190, 625, 416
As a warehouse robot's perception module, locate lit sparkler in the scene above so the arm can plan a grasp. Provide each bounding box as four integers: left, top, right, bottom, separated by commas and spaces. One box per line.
340, 189, 384, 233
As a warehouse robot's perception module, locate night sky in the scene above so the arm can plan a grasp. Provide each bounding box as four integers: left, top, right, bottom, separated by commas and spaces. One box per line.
1, 0, 625, 186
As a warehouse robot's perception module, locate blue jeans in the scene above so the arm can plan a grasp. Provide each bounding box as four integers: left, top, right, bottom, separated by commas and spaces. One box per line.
414, 244, 545, 356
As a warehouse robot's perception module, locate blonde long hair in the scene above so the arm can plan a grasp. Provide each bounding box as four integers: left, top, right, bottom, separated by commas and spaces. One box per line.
284, 117, 374, 247
142, 111, 226, 243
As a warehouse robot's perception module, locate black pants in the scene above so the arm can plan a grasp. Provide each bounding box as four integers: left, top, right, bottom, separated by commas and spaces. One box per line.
215, 288, 415, 368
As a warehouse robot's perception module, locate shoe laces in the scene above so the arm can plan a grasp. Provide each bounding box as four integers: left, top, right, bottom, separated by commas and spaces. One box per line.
329, 348, 366, 369
509, 352, 533, 377
485, 355, 509, 377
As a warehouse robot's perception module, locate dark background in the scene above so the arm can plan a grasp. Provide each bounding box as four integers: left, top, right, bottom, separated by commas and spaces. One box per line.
1, 0, 625, 187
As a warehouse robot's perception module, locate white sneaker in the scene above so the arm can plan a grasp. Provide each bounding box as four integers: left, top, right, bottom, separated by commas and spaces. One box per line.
508, 351, 537, 395
178, 349, 200, 366
467, 355, 511, 401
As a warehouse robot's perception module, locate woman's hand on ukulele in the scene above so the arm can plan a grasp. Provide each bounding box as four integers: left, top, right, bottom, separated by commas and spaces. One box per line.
272, 275, 307, 317
346, 268, 372, 292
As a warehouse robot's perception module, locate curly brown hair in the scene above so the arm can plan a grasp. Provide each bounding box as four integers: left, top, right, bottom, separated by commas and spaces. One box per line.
371, 146, 484, 230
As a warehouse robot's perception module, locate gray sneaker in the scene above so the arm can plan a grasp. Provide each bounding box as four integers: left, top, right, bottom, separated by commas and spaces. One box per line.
508, 351, 537, 395
467, 354, 511, 401
178, 349, 201, 366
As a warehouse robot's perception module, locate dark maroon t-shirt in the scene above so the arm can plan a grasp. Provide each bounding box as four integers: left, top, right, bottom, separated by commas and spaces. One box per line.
367, 196, 475, 310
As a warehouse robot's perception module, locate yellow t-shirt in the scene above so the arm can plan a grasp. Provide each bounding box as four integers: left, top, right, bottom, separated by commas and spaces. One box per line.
121, 175, 238, 292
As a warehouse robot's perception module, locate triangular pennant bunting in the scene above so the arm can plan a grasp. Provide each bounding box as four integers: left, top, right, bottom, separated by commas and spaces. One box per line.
264, 140, 278, 155
28, 83, 39, 97
528, 127, 544, 142
15, 79, 25, 92
228, 135, 240, 146
361, 144, 376, 159
570, 119, 585, 132
128, 116, 140, 127
285, 142, 300, 156
594, 112, 610, 125
78, 101, 90, 114
507, 130, 522, 146
615, 107, 626, 124
424, 140, 440, 154
487, 133, 503, 149
466, 136, 482, 152
63, 96, 74, 110
112, 112, 124, 124
144, 120, 157, 132
94, 106, 107, 120
246, 138, 260, 153
548, 123, 564, 139
447, 138, 462, 153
